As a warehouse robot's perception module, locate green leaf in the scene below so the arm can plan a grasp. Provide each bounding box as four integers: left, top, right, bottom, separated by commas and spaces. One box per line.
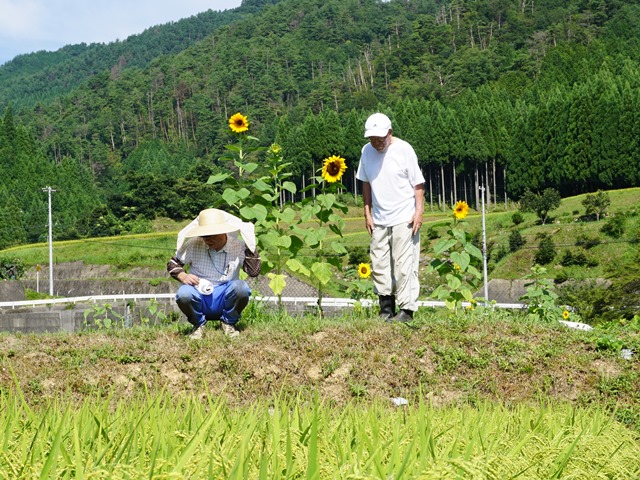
222, 188, 240, 205
276, 235, 292, 248
286, 258, 310, 276
207, 173, 231, 184
433, 238, 457, 255
311, 262, 332, 285
464, 243, 483, 260
446, 274, 462, 290
237, 188, 251, 200
267, 273, 286, 296
278, 207, 296, 224
244, 163, 259, 173
461, 288, 473, 301
253, 179, 272, 192
305, 230, 320, 247
240, 204, 268, 223
318, 193, 336, 209
331, 241, 347, 254
450, 251, 470, 271
282, 181, 297, 194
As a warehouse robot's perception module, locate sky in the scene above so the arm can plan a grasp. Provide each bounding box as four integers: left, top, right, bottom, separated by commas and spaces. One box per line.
0, 0, 243, 65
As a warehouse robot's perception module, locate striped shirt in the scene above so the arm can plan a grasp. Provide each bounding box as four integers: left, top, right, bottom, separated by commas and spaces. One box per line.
167, 235, 260, 285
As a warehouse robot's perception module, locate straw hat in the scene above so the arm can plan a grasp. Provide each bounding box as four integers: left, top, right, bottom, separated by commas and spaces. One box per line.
183, 209, 240, 238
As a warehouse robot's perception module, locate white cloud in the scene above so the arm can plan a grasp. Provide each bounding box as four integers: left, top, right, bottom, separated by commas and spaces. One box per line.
0, 0, 242, 65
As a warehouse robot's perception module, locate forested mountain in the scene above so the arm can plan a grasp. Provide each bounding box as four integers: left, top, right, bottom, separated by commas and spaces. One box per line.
1, 0, 639, 249
0, 1, 278, 110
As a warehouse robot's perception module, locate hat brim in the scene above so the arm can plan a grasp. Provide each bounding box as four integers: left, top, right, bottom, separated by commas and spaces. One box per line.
364, 127, 390, 138
184, 222, 240, 238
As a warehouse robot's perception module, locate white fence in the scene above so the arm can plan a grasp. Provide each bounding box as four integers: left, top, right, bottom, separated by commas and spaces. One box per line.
0, 294, 527, 310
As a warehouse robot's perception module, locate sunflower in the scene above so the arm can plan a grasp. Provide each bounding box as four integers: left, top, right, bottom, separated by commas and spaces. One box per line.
321, 155, 347, 183
228, 113, 249, 133
269, 143, 282, 155
453, 200, 470, 220
357, 263, 372, 279
563, 309, 570, 320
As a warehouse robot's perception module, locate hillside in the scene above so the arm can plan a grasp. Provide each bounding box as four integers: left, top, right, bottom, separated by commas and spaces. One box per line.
0, 2, 275, 109
0, 0, 639, 260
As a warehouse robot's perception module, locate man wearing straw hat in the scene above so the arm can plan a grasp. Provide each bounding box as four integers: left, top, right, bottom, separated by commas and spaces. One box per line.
167, 208, 261, 339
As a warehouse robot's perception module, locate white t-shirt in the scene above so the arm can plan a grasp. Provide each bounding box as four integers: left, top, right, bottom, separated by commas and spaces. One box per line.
356, 138, 425, 227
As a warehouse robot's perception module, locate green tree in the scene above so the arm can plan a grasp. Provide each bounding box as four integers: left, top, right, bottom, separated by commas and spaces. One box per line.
581, 190, 610, 220
519, 188, 561, 225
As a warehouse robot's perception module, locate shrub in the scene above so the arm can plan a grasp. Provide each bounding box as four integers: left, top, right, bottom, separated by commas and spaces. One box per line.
508, 230, 525, 252
575, 234, 601, 249
512, 211, 524, 225
554, 270, 569, 284
560, 250, 590, 267
492, 245, 508, 263
601, 214, 626, 238
347, 246, 369, 266
534, 235, 556, 265
0, 257, 25, 280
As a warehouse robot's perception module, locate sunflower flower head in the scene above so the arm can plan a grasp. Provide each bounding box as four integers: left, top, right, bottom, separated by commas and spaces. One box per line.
453, 200, 470, 220
229, 113, 250, 133
563, 309, 570, 320
269, 143, 282, 155
357, 263, 371, 279
321, 155, 347, 183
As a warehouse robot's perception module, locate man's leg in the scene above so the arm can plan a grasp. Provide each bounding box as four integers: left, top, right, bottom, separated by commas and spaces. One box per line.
175, 284, 207, 327
391, 222, 420, 315
206, 280, 252, 326
371, 226, 397, 319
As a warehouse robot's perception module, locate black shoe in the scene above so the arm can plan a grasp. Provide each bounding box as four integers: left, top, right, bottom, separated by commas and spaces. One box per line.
378, 295, 396, 320
386, 309, 414, 323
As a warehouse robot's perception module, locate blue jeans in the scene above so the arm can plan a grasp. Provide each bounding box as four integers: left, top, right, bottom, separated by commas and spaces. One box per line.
175, 280, 251, 327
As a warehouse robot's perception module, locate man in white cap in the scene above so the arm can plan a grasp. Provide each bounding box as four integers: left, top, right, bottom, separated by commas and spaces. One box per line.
167, 208, 261, 338
356, 113, 425, 323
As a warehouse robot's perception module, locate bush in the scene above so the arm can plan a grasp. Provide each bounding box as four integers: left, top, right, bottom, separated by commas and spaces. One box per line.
534, 235, 556, 265
426, 226, 439, 240
560, 250, 590, 267
346, 246, 369, 266
492, 245, 508, 263
575, 234, 601, 249
508, 230, 525, 252
601, 214, 626, 238
512, 211, 524, 226
554, 270, 569, 284
0, 257, 25, 280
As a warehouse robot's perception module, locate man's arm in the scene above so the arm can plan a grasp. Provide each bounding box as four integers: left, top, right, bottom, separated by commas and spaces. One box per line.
411, 183, 425, 236
243, 247, 261, 277
362, 181, 374, 235
167, 256, 199, 285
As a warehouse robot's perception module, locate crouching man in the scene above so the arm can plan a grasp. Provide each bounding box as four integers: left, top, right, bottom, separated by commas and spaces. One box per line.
167, 208, 261, 339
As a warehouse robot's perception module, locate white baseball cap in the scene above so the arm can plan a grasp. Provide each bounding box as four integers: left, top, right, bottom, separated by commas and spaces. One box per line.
364, 113, 392, 138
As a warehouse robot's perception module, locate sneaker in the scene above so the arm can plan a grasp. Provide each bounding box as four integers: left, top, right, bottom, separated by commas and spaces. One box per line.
386, 309, 414, 324
189, 324, 205, 339
220, 322, 240, 338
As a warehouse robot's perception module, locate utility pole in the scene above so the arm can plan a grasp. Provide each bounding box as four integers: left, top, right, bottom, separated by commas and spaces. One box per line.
42, 186, 56, 296
479, 186, 489, 303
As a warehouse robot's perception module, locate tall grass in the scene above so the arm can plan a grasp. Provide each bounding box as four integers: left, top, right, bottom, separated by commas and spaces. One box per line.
1, 385, 638, 479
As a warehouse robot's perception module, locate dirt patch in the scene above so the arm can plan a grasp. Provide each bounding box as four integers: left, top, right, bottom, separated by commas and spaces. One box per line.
0, 319, 637, 415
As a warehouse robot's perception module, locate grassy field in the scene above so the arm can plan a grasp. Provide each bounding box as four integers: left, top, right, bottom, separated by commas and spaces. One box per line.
1, 309, 639, 477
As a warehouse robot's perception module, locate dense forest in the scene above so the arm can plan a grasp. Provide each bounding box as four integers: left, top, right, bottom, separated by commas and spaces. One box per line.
0, 0, 639, 249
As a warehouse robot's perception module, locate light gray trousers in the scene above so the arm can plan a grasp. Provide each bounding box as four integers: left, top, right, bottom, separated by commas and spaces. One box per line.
370, 221, 420, 311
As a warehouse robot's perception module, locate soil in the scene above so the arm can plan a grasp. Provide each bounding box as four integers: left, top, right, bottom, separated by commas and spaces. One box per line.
1, 318, 637, 416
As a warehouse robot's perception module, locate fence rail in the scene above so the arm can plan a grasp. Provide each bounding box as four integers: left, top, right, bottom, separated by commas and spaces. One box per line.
0, 294, 527, 310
